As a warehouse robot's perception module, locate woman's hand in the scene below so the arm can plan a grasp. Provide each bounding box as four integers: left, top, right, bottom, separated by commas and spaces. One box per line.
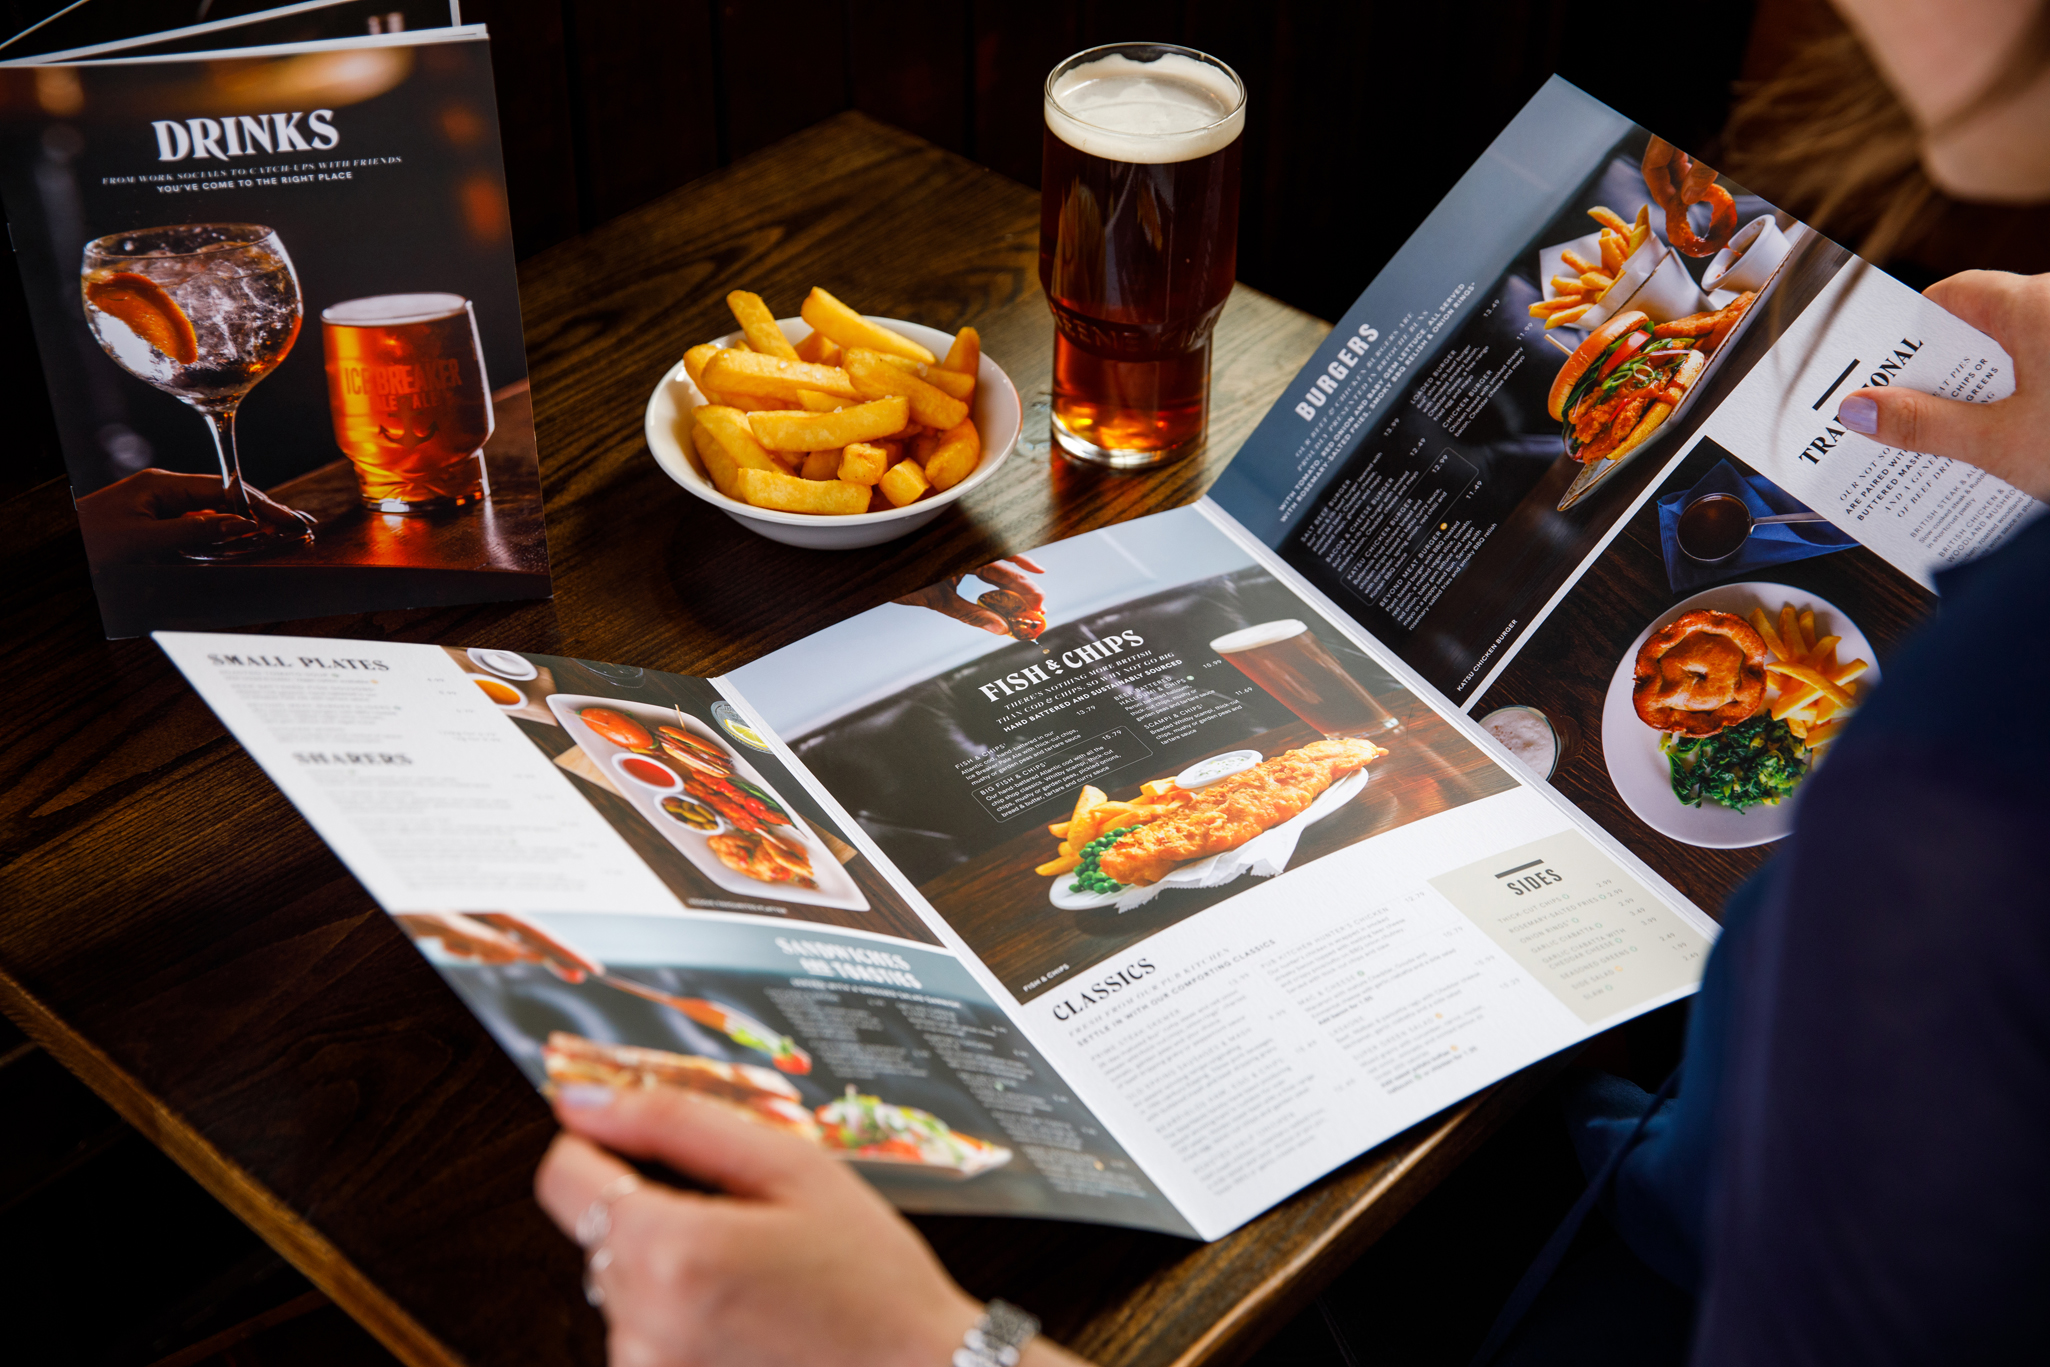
535, 1085, 987, 1367
1834, 270, 2050, 500
73, 468, 314, 563
893, 555, 1047, 638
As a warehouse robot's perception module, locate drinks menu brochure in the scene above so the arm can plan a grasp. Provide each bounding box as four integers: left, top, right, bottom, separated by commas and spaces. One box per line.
156, 78, 2037, 1241
0, 10, 549, 639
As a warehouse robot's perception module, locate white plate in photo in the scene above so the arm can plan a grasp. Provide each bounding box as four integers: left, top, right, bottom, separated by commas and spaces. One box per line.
1048, 765, 1371, 911
549, 694, 870, 911
1601, 582, 1879, 849
467, 646, 538, 680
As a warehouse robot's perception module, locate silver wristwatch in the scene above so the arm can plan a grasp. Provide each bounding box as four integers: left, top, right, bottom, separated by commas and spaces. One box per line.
953, 1300, 1039, 1367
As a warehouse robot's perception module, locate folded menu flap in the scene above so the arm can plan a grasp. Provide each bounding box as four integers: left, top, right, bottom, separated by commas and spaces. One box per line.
556, 746, 623, 797
807, 819, 857, 865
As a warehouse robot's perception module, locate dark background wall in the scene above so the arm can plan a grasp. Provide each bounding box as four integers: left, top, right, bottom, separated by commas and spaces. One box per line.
1, 0, 1764, 495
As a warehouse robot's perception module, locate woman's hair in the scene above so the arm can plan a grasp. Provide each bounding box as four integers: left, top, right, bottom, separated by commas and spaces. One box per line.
1720, 2, 2050, 262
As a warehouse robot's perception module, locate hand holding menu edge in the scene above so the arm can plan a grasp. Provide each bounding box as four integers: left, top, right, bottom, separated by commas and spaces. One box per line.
537, 1086, 1095, 1367
1835, 270, 2050, 500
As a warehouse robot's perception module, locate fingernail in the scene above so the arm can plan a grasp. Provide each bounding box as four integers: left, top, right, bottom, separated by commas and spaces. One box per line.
1837, 395, 1878, 434
557, 1084, 615, 1111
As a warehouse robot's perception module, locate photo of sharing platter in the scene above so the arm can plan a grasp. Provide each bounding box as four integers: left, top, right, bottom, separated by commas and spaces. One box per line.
541, 1033, 1011, 1180
548, 694, 870, 911
1039, 738, 1387, 912
1531, 138, 1803, 510
1601, 582, 1876, 848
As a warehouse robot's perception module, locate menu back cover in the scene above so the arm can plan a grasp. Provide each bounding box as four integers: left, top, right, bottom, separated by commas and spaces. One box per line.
0, 26, 550, 637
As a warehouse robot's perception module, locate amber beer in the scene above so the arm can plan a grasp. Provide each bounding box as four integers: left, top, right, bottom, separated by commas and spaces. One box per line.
1040, 44, 1244, 468
1210, 620, 1401, 737
322, 293, 494, 511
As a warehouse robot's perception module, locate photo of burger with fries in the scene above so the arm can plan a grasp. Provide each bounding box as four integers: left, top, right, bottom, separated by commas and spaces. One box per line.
1547, 293, 1754, 466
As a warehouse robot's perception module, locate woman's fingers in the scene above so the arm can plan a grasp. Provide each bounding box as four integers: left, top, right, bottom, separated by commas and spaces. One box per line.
533, 1131, 645, 1242
1922, 271, 2050, 363
1835, 385, 2010, 461
554, 1085, 853, 1203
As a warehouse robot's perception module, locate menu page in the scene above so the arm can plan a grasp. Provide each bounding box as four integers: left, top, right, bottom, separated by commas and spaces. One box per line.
0, 29, 550, 637
1203, 72, 2040, 941
156, 632, 1195, 1236
1208, 75, 2035, 712
724, 504, 1714, 1236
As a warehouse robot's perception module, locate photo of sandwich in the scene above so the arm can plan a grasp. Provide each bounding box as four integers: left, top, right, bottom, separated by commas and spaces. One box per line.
541, 1032, 822, 1140
1549, 293, 1759, 509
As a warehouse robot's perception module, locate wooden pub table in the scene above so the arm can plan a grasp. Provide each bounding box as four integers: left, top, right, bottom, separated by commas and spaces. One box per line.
0, 115, 1558, 1367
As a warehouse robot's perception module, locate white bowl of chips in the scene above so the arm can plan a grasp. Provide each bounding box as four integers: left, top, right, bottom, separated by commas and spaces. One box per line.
645, 311, 1021, 550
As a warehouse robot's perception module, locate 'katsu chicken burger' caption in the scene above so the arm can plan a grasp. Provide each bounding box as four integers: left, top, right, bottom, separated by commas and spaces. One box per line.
1548, 309, 1706, 465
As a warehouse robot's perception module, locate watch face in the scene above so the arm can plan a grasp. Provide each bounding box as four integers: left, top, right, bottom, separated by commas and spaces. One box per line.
712, 700, 773, 751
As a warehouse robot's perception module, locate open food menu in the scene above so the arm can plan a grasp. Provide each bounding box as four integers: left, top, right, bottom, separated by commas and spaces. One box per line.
156, 77, 2036, 1241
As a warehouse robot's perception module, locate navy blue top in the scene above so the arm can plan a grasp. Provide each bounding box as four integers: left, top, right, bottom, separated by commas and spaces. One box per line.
1565, 508, 2050, 1362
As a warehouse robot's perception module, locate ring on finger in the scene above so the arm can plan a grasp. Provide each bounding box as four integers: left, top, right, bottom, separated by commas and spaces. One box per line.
583, 1245, 616, 1308
575, 1173, 643, 1250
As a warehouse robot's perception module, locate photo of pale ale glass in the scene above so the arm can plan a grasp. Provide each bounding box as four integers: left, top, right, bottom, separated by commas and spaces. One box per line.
1041, 43, 1244, 468
1211, 620, 1403, 737
321, 293, 494, 512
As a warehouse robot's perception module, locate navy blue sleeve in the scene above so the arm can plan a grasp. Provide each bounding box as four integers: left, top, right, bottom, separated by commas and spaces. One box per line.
1691, 512, 2050, 1364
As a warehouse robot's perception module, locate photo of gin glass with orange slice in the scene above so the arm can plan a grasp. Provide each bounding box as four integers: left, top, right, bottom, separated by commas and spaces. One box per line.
80, 222, 311, 560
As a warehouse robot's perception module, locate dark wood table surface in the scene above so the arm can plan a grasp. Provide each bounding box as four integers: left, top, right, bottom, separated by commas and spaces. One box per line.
0, 114, 1559, 1367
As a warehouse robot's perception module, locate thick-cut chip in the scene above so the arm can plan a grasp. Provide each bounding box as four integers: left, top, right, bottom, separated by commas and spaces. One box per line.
733, 468, 872, 515
1766, 661, 1854, 708
795, 390, 847, 412
838, 442, 889, 485
800, 287, 935, 363
923, 418, 981, 491
726, 291, 799, 360
748, 395, 909, 451
683, 342, 725, 389
878, 458, 931, 507
703, 350, 860, 401
844, 348, 970, 429
692, 425, 739, 497
909, 430, 941, 465
941, 326, 979, 375
694, 406, 783, 484
1544, 304, 1591, 330
878, 353, 975, 400
794, 329, 842, 364
1035, 855, 1081, 876
801, 449, 842, 480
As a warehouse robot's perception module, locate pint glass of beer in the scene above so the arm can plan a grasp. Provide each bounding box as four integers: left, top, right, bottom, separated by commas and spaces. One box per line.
321, 293, 494, 512
1041, 43, 1244, 468
1210, 620, 1402, 737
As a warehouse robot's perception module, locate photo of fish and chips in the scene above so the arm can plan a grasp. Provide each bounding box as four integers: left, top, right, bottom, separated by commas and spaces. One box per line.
405, 912, 1187, 1226
1038, 738, 1388, 910
448, 647, 933, 943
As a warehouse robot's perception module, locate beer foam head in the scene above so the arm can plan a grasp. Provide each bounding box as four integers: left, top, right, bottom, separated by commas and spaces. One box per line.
1045, 48, 1244, 165
1210, 619, 1307, 655
322, 292, 468, 326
